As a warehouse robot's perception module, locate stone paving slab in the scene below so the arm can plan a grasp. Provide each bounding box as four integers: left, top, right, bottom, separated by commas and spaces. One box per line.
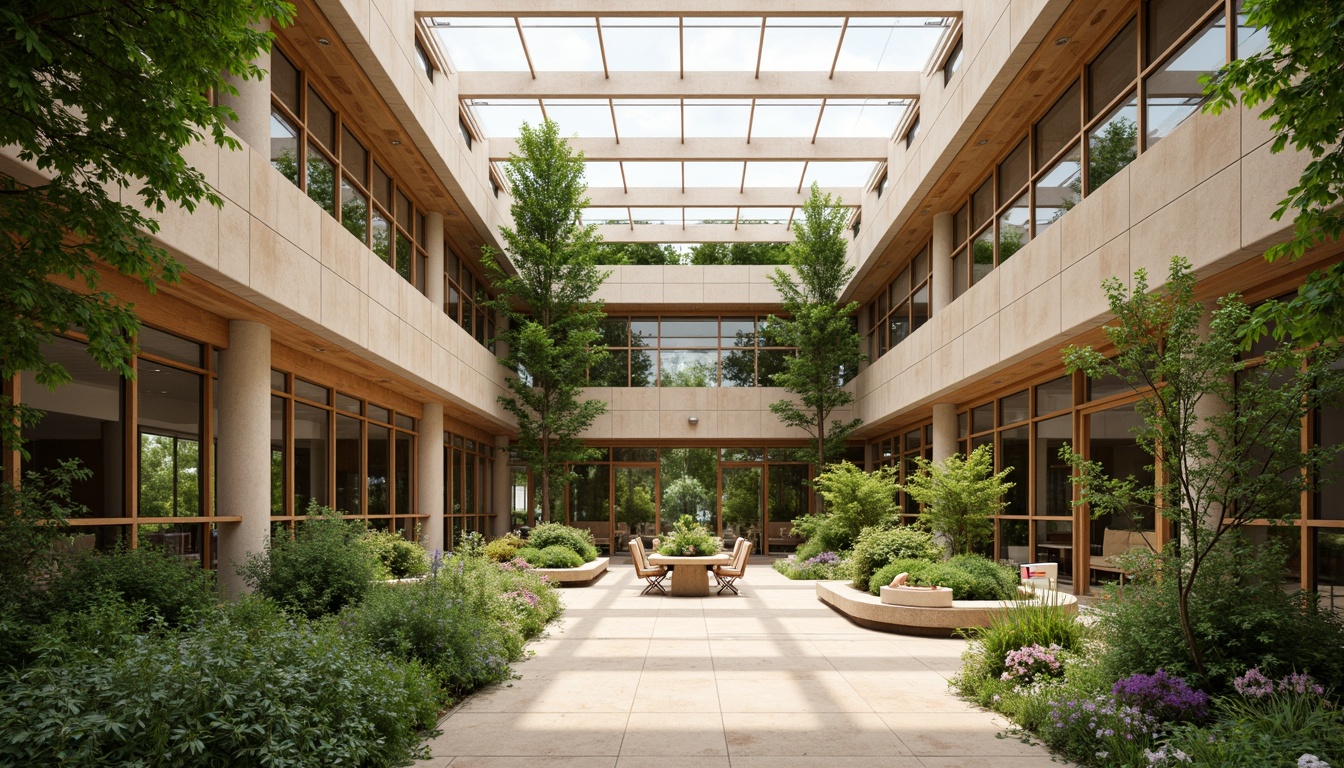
417, 563, 1071, 768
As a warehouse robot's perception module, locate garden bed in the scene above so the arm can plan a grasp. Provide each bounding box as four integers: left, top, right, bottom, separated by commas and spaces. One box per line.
532, 556, 609, 585
816, 581, 1077, 637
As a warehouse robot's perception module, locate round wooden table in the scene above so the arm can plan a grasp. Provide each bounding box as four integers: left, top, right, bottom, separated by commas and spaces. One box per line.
646, 553, 732, 596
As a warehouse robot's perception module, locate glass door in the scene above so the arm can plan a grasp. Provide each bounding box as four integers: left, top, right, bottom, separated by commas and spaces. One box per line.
766, 463, 808, 554
614, 465, 657, 551
720, 466, 763, 554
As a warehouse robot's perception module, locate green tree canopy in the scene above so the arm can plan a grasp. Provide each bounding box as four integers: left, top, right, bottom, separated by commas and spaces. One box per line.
765, 184, 865, 491
1204, 0, 1344, 344
594, 242, 681, 265
688, 242, 790, 266
1061, 257, 1343, 677
902, 444, 1013, 557
0, 1, 292, 452
483, 120, 609, 521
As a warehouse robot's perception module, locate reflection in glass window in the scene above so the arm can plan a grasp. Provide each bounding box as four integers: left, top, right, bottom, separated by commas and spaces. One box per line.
293, 402, 330, 510
138, 362, 202, 518
1087, 100, 1138, 193
339, 177, 368, 243
305, 144, 336, 215
1035, 144, 1082, 234
1144, 15, 1226, 148
270, 112, 299, 186
660, 350, 717, 387
998, 193, 1030, 263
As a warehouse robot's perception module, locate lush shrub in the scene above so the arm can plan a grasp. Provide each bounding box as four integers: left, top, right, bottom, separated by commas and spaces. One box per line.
239, 503, 381, 619
527, 522, 598, 562
1096, 535, 1344, 693
362, 529, 429, 579
0, 604, 439, 767
483, 534, 528, 562
657, 515, 721, 556
773, 551, 849, 580
45, 544, 216, 628
793, 462, 899, 560
517, 544, 584, 569
848, 524, 943, 591
344, 555, 560, 703
948, 554, 1019, 597
869, 555, 1017, 600
1160, 669, 1344, 767
901, 444, 1012, 555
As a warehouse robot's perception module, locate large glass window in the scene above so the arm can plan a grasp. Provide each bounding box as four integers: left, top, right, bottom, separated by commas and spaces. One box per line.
1144, 13, 1226, 148
594, 316, 796, 387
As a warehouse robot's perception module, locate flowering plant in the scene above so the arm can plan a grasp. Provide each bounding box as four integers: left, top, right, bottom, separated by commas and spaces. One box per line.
1001, 643, 1064, 686
1041, 692, 1161, 767
1113, 670, 1209, 724
657, 515, 722, 557
1234, 667, 1327, 699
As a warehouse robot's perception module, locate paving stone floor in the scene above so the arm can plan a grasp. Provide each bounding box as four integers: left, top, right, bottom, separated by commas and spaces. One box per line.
416, 559, 1069, 768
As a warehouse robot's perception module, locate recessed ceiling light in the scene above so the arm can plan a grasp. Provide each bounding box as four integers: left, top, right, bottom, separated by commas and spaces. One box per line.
312, 347, 325, 353
391, 140, 402, 146
317, 37, 331, 46
1054, 37, 1070, 46
976, 139, 989, 146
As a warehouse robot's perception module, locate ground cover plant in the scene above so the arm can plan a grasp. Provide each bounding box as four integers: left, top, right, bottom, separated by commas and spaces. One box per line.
772, 550, 848, 580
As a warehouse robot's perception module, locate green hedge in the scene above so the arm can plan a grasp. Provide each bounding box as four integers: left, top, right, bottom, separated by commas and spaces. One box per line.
870, 554, 1017, 600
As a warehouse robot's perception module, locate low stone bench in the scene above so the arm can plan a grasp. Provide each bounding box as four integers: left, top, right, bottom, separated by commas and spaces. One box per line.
816, 581, 1078, 637
533, 556, 609, 586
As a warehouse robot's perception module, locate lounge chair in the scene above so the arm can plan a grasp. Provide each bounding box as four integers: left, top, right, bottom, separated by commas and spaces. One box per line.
714, 539, 753, 595
630, 538, 667, 595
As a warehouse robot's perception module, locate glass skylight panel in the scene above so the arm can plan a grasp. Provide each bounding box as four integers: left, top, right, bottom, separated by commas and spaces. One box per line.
816, 99, 910, 139
599, 18, 679, 72
468, 100, 544, 137
685, 207, 739, 225
750, 100, 822, 139
834, 18, 949, 71
583, 207, 630, 224
682, 18, 762, 72
629, 207, 683, 225
518, 18, 604, 72
611, 100, 681, 138
684, 100, 752, 139
430, 19, 528, 72
758, 18, 844, 72
683, 162, 745, 188
743, 161, 805, 188
621, 162, 682, 188
739, 207, 792, 224
583, 162, 625, 188
542, 99, 615, 138
803, 161, 879, 188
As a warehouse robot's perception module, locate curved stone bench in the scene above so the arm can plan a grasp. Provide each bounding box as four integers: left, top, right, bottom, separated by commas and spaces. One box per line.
816, 581, 1078, 637
533, 556, 609, 586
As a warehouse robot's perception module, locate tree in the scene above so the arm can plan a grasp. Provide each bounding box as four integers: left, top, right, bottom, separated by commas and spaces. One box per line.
0, 1, 292, 454
902, 444, 1014, 556
1060, 257, 1344, 678
1204, 0, 1344, 344
1085, 116, 1138, 195
689, 242, 790, 266
483, 120, 609, 522
594, 242, 681, 265
792, 461, 899, 558
765, 184, 865, 493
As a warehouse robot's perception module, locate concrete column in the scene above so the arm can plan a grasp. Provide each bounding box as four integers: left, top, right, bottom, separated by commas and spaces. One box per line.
931, 211, 954, 315
220, 23, 272, 154
493, 436, 512, 538
931, 402, 958, 462
418, 403, 445, 555
216, 320, 271, 599
426, 212, 445, 309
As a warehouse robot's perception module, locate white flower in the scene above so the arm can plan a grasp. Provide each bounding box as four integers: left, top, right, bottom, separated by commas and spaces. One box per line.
1298, 755, 1330, 768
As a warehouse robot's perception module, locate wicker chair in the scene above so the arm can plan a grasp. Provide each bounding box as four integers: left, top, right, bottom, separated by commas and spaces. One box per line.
629, 537, 667, 595
713, 539, 753, 595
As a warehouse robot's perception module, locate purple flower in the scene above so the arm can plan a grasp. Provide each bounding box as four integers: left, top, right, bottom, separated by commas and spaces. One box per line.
803, 551, 842, 566
1113, 670, 1209, 723
1234, 668, 1274, 698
